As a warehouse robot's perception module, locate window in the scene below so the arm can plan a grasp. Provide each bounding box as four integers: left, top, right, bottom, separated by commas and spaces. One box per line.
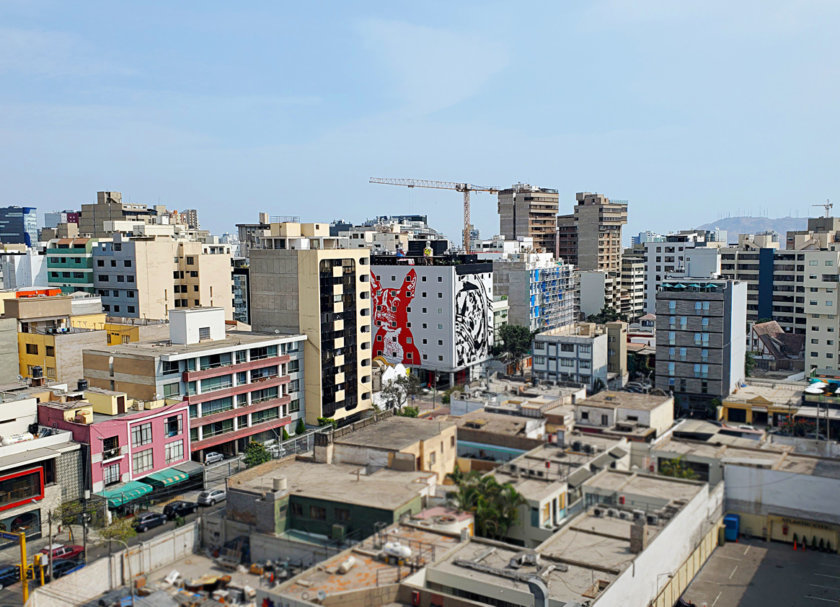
97, 259, 104, 267
561, 344, 575, 352
162, 360, 180, 375
166, 414, 183, 437
429, 451, 436, 465
116, 275, 124, 282
335, 508, 351, 522
702, 317, 709, 327
288, 359, 300, 373
128, 306, 136, 313
290, 502, 303, 516
131, 423, 152, 447
668, 362, 675, 376
579, 345, 591, 355
186, 256, 195, 265
25, 344, 38, 355
103, 463, 120, 486
165, 440, 184, 464
581, 411, 589, 420
124, 260, 132, 267
289, 379, 299, 392
309, 505, 326, 520
132, 449, 153, 474
110, 260, 117, 267
289, 399, 300, 413
163, 382, 180, 398
198, 326, 210, 340
810, 259, 819, 266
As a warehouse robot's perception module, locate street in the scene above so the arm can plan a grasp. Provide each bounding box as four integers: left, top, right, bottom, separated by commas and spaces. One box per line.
0, 482, 226, 606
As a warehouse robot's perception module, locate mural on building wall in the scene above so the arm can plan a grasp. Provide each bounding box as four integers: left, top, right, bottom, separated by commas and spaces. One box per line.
455, 272, 493, 367
370, 269, 421, 365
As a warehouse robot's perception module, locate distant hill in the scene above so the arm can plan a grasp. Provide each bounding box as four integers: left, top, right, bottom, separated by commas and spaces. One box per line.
696, 216, 807, 239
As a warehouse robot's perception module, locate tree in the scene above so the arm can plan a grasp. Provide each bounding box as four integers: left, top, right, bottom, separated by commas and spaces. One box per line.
586, 305, 625, 324
745, 351, 756, 377
493, 324, 533, 375
446, 469, 526, 540
381, 373, 422, 411
282, 427, 290, 441
317, 417, 337, 429
397, 406, 419, 417
244, 441, 271, 468
295, 419, 306, 435
659, 456, 698, 480
99, 517, 136, 543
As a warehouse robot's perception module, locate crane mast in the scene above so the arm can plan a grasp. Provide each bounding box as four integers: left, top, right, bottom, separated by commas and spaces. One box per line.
369, 177, 498, 252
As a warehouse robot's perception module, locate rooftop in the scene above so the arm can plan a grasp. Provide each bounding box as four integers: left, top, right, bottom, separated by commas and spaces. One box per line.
580, 390, 672, 411
228, 458, 435, 510
452, 410, 543, 436
277, 521, 460, 602
583, 469, 703, 503
334, 416, 455, 452
85, 330, 304, 358
724, 381, 803, 406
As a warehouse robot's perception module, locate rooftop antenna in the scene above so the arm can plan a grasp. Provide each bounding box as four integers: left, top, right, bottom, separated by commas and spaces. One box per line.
813, 199, 833, 218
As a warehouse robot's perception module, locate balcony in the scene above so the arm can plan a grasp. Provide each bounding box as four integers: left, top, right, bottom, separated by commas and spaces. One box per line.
102, 447, 122, 462
183, 354, 289, 382
185, 374, 289, 405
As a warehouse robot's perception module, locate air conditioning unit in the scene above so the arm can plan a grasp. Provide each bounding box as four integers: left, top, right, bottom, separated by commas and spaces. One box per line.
646, 514, 659, 526
633, 509, 645, 522
618, 511, 630, 520
593, 508, 603, 517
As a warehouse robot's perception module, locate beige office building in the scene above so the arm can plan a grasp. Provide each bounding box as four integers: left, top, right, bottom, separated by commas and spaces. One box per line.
80, 191, 169, 237
248, 222, 373, 426
497, 184, 559, 254
556, 192, 628, 272
92, 235, 233, 321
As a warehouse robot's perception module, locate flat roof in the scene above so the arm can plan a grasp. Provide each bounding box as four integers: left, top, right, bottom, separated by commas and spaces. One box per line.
278, 522, 459, 601
334, 416, 455, 451
583, 469, 703, 503
453, 410, 542, 435
724, 381, 803, 406
85, 330, 304, 358
580, 391, 671, 411
228, 459, 434, 510
775, 454, 840, 480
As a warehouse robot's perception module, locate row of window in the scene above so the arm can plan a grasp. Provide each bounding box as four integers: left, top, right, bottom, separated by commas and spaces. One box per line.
130, 415, 184, 447
97, 274, 135, 283
96, 259, 132, 268
129, 440, 185, 476
24, 344, 55, 356
103, 304, 136, 313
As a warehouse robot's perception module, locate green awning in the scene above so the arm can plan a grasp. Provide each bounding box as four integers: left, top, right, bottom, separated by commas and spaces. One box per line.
141, 468, 189, 487
97, 481, 153, 508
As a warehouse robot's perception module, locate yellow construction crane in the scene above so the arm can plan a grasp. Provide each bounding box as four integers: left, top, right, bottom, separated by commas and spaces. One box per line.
369, 177, 498, 253
813, 199, 833, 218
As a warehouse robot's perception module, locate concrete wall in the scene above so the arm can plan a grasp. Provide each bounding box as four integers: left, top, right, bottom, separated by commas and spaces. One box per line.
27, 521, 200, 607
0, 316, 19, 380
725, 464, 840, 526
55, 330, 107, 384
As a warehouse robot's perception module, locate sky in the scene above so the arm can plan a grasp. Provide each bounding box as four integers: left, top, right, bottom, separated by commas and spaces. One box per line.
1, 1, 839, 243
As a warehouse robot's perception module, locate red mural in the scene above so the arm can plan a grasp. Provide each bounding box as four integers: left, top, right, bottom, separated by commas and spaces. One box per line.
371, 269, 421, 365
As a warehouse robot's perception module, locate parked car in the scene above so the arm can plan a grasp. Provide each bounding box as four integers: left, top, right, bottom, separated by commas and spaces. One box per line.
39, 544, 85, 562
46, 559, 84, 581
132, 512, 167, 532
204, 452, 225, 465
163, 500, 199, 520
0, 564, 20, 589
197, 488, 226, 506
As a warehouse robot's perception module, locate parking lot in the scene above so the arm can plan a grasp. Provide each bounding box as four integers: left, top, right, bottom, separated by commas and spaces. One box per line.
682, 537, 840, 606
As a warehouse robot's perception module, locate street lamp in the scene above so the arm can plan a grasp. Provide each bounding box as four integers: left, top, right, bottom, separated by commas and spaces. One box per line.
109, 538, 135, 606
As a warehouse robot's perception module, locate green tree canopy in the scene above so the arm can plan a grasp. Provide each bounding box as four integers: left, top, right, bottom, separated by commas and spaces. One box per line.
446, 469, 526, 540
381, 373, 423, 411
295, 419, 307, 435
659, 456, 698, 480
244, 441, 271, 468
493, 324, 533, 375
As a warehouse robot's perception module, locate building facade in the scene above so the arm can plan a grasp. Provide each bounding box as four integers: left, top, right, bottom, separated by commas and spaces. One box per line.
46, 237, 104, 294
655, 280, 747, 411
493, 254, 576, 333
532, 323, 609, 390
0, 206, 38, 245
555, 192, 628, 273
497, 184, 559, 254
83, 308, 306, 460
92, 234, 233, 320
0, 249, 48, 290
248, 222, 373, 426
370, 256, 494, 384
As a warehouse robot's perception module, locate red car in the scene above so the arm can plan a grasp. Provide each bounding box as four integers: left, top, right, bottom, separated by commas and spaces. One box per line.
39, 544, 84, 562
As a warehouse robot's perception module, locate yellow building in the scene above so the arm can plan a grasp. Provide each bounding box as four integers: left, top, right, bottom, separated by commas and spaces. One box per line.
720, 382, 802, 426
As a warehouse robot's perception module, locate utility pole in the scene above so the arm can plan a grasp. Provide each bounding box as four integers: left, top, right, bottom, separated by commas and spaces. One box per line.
48, 510, 54, 582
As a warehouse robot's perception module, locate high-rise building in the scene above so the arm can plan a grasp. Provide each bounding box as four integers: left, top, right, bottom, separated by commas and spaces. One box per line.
493, 253, 576, 333
0, 206, 38, 245
801, 249, 840, 371
231, 258, 250, 324
555, 193, 628, 273
92, 234, 233, 320
579, 270, 622, 318
497, 184, 559, 254
43, 210, 80, 230
371, 254, 494, 385
655, 279, 747, 412
620, 253, 646, 321
248, 222, 373, 426
83, 308, 306, 460
183, 209, 199, 229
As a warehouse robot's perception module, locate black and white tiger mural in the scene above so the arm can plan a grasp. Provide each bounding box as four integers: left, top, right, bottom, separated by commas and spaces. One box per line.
455, 271, 493, 367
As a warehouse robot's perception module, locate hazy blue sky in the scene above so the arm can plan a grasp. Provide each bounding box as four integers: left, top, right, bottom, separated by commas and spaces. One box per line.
2, 1, 839, 242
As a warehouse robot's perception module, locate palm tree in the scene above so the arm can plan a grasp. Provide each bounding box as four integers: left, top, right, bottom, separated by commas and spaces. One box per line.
447, 468, 526, 540
659, 456, 698, 480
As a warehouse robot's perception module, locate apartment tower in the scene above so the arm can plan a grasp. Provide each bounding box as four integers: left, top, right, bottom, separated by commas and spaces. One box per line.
497, 184, 559, 255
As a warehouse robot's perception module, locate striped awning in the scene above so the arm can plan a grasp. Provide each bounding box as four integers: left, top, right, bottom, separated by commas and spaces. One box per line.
97, 481, 153, 508
140, 468, 189, 487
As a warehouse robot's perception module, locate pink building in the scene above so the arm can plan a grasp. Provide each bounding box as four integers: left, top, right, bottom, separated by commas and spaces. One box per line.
38, 389, 190, 495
